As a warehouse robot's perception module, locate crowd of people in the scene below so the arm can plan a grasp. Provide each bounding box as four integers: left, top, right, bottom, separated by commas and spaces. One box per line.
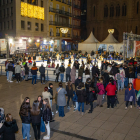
1, 51, 140, 140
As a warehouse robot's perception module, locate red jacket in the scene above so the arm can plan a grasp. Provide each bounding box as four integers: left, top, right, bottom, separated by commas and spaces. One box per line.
105, 83, 116, 96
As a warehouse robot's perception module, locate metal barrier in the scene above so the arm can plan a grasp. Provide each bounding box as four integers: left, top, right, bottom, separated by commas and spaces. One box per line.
0, 65, 89, 82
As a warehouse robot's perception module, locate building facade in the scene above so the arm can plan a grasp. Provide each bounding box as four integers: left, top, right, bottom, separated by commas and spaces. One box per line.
87, 0, 140, 42
72, 0, 81, 41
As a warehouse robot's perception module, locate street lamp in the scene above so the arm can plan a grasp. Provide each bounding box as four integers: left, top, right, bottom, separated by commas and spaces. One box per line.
60, 28, 69, 34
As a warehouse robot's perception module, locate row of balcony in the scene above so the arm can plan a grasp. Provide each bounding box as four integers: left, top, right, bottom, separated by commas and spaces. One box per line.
73, 4, 80, 9
56, 0, 72, 6
73, 15, 81, 19
49, 21, 72, 28
49, 7, 72, 17
50, 32, 71, 37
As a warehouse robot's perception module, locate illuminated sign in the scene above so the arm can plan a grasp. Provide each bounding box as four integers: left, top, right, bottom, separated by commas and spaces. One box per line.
21, 2, 44, 20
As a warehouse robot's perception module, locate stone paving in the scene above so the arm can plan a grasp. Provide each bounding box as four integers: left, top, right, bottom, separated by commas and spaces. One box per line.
0, 75, 140, 140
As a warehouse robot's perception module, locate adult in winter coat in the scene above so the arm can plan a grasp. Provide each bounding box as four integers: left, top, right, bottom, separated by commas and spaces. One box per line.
96, 79, 105, 107
70, 66, 76, 83
66, 64, 71, 82
78, 66, 84, 78
124, 65, 129, 88
125, 83, 135, 109
85, 67, 90, 79
92, 65, 98, 77
39, 64, 45, 84
59, 63, 65, 82
0, 114, 18, 140
76, 83, 86, 115
66, 81, 74, 109
8, 61, 14, 82
105, 79, 117, 108
15, 62, 21, 83
24, 63, 29, 81
85, 78, 91, 105
19, 97, 31, 140
55, 64, 60, 82
30, 100, 41, 140
56, 82, 67, 117
31, 64, 38, 85
75, 76, 82, 88
133, 73, 140, 96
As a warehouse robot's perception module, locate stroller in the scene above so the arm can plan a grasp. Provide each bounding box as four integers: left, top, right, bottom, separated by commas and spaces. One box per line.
0, 108, 5, 140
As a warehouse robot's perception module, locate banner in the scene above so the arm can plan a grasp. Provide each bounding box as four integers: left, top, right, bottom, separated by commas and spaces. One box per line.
134, 41, 140, 57
9, 42, 16, 54
40, 41, 50, 52
15, 41, 26, 50
0, 39, 6, 51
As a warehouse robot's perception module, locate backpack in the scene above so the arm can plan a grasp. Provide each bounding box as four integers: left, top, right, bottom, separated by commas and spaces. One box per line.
117, 73, 121, 80
0, 108, 5, 123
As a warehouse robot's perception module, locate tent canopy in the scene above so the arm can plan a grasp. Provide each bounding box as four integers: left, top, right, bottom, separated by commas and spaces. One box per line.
81, 32, 99, 44
102, 33, 118, 43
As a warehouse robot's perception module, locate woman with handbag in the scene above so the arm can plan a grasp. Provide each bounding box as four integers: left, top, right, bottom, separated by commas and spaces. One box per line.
57, 82, 67, 117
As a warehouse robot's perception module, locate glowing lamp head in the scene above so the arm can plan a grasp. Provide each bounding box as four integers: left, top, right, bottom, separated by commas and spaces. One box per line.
28, 38, 31, 43
60, 28, 69, 34
37, 39, 40, 42
9, 38, 13, 43
44, 39, 47, 43
19, 39, 22, 43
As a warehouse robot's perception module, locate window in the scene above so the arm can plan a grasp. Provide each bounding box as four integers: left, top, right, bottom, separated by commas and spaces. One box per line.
122, 3, 127, 16
3, 9, 5, 18
93, 6, 95, 17
41, 23, 44, 32
137, 2, 139, 14
11, 0, 13, 3
7, 21, 9, 29
110, 5, 114, 17
3, 0, 5, 5
136, 26, 138, 34
93, 28, 94, 34
11, 7, 13, 16
0, 22, 2, 30
116, 4, 120, 16
35, 23, 39, 31
27, 21, 31, 30
41, 0, 43, 7
104, 5, 108, 17
0, 10, 1, 17
0, 0, 1, 6
11, 20, 13, 29
21, 20, 25, 30
7, 8, 9, 17
4, 22, 6, 29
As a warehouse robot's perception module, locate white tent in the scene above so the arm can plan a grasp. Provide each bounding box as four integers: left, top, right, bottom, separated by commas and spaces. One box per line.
78, 32, 99, 53
100, 33, 123, 53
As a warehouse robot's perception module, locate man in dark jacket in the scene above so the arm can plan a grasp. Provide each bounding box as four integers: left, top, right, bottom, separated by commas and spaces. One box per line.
59, 63, 65, 82
39, 64, 45, 84
31, 64, 38, 85
48, 83, 54, 115
78, 66, 84, 81
92, 65, 98, 77
75, 76, 82, 88
124, 65, 129, 88
8, 61, 14, 82
66, 64, 71, 82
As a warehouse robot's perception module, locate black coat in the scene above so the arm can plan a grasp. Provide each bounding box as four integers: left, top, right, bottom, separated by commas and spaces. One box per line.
8, 63, 13, 72
31, 112, 41, 124
20, 112, 31, 124
48, 87, 53, 100
43, 107, 52, 123
66, 85, 73, 96
92, 66, 98, 76
24, 65, 29, 75
124, 67, 129, 78
88, 91, 95, 102
0, 120, 18, 140
85, 82, 91, 93
76, 87, 86, 102
75, 78, 82, 88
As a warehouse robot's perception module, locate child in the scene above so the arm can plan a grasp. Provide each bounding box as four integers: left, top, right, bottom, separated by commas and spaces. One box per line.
88, 87, 95, 113
42, 98, 52, 140
125, 83, 135, 109
96, 79, 105, 107
72, 84, 78, 112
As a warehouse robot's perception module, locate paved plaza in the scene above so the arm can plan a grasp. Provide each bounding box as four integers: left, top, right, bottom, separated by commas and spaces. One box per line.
0, 76, 140, 140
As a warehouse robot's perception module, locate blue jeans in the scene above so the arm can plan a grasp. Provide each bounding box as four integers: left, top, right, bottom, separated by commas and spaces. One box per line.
78, 102, 84, 112
22, 123, 30, 140
6, 71, 9, 80
58, 106, 64, 117
117, 80, 123, 90
124, 77, 128, 88
60, 73, 64, 82
32, 75, 37, 84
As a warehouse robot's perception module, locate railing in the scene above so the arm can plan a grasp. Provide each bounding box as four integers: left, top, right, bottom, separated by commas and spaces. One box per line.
62, 34, 65, 37
73, 25, 81, 29
56, 0, 61, 2
73, 4, 80, 9
73, 15, 81, 19
50, 32, 54, 36
49, 7, 72, 17
67, 1, 72, 6
73, 35, 81, 39
49, 21, 72, 28
56, 33, 60, 36
67, 34, 70, 37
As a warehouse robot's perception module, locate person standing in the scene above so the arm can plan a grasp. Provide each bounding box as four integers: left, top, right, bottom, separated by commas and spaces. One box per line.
55, 64, 60, 82
105, 79, 117, 109
42, 98, 52, 140
30, 100, 41, 140
124, 65, 129, 88
24, 63, 29, 81
125, 83, 135, 109
15, 62, 21, 83
31, 64, 38, 85
19, 97, 31, 140
57, 82, 67, 117
78, 66, 84, 80
70, 66, 76, 83
59, 63, 65, 82
66, 64, 71, 82
85, 78, 91, 105
133, 73, 140, 97
6, 61, 9, 81
39, 64, 45, 84
85, 67, 90, 79
0, 114, 18, 140
8, 61, 14, 82
76, 83, 86, 115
